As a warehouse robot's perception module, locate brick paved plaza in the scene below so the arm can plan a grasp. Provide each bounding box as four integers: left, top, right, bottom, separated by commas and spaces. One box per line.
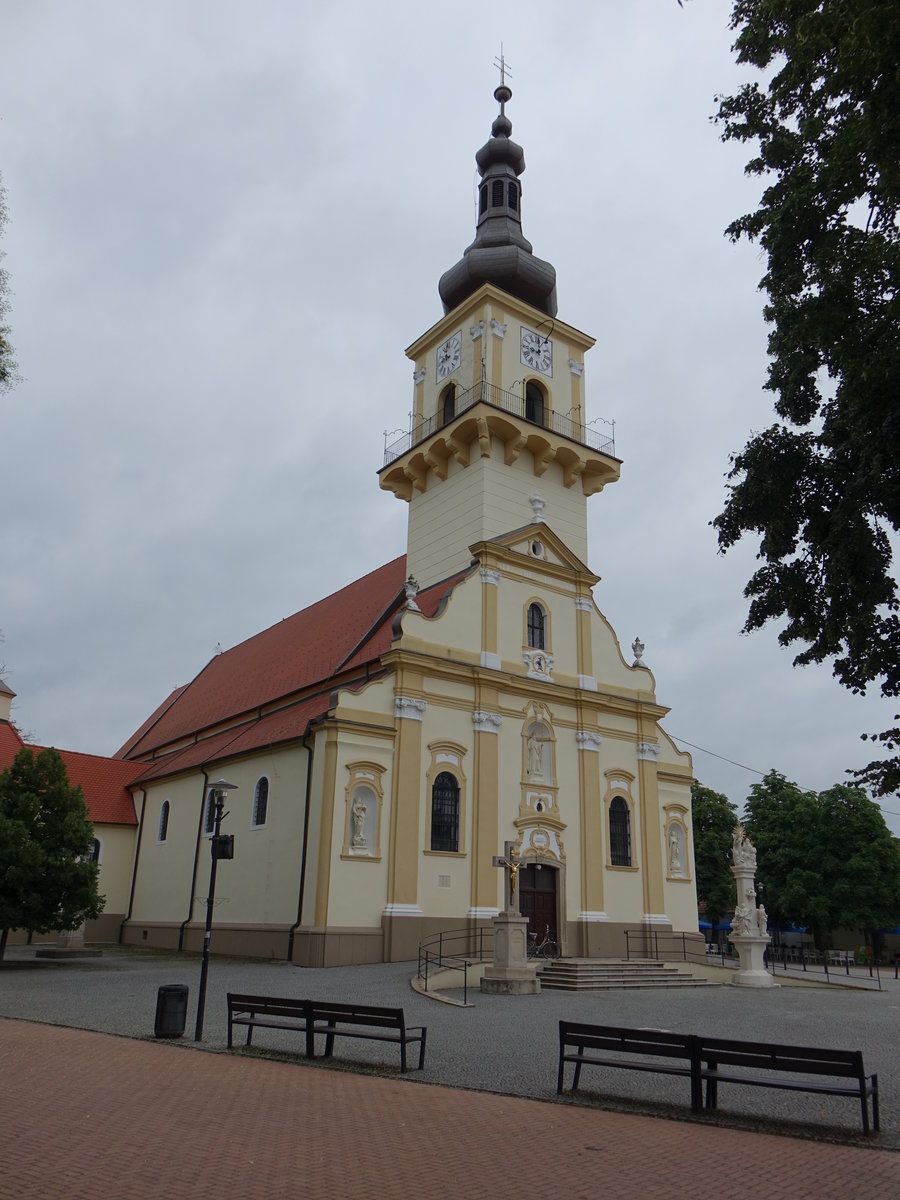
1, 949, 897, 1198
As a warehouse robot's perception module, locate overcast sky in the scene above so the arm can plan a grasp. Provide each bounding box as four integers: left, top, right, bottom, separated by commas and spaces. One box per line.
2, 0, 897, 836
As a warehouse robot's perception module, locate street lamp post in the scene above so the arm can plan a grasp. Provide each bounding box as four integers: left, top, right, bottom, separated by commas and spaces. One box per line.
194, 778, 236, 1042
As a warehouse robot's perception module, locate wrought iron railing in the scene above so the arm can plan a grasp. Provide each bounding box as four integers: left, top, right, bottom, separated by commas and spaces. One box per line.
417, 926, 494, 1006
383, 379, 616, 467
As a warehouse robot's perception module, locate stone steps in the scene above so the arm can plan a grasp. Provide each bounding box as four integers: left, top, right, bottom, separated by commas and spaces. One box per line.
536, 958, 718, 991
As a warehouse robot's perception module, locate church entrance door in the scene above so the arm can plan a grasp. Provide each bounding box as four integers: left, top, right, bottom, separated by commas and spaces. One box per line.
518, 863, 557, 943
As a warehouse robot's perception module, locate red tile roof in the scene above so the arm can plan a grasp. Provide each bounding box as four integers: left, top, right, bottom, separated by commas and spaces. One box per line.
121, 556, 408, 759
119, 556, 473, 779
0, 724, 139, 826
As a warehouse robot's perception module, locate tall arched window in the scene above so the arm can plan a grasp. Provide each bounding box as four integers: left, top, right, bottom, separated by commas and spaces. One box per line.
527, 603, 546, 650
430, 771, 460, 853
609, 797, 632, 867
158, 800, 170, 843
525, 381, 545, 425
252, 777, 269, 828
441, 383, 456, 426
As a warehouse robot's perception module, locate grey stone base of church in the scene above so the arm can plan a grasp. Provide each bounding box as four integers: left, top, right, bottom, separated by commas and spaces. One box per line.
117, 917, 706, 967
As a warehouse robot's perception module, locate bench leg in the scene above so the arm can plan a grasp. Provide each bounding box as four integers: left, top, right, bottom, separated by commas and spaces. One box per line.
246, 1026, 254, 1048
704, 1064, 718, 1110
306, 1021, 315, 1060
689, 1050, 702, 1115
227, 1020, 233, 1050
871, 1074, 879, 1134
557, 1057, 566, 1095
572, 1059, 583, 1092
418, 1030, 427, 1071
324, 1022, 336, 1059
400, 1040, 407, 1074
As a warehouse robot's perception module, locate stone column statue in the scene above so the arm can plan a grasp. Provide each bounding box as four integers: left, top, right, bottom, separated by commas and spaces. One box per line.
727, 825, 776, 988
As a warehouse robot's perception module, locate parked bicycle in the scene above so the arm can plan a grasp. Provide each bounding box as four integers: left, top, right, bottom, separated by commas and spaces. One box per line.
527, 925, 557, 959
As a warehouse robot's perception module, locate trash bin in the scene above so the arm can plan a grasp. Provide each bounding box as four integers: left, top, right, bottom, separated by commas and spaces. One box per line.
154, 984, 189, 1038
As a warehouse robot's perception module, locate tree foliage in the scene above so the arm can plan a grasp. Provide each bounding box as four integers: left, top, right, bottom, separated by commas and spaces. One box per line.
0, 174, 17, 394
691, 783, 738, 924
712, 2, 900, 795
0, 748, 104, 959
743, 770, 900, 944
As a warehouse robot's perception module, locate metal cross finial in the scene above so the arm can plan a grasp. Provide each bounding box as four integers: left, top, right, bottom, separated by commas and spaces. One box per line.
494, 46, 512, 87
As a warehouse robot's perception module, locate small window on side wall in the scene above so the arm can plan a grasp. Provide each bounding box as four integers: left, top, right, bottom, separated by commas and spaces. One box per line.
609, 797, 632, 867
252, 777, 269, 828
158, 800, 170, 843
430, 772, 460, 853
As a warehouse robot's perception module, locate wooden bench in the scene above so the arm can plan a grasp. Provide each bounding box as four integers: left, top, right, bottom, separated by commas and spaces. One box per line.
226, 993, 427, 1072
698, 1035, 879, 1135
557, 1021, 878, 1134
557, 1021, 702, 1112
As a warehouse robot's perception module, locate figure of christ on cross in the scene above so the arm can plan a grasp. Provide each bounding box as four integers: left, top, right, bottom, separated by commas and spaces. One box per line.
492, 841, 522, 915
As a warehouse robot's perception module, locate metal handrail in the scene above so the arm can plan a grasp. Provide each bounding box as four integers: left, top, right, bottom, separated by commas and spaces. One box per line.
383, 379, 616, 466
417, 926, 495, 1006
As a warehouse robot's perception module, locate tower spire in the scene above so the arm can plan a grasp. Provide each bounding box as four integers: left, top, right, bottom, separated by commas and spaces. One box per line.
438, 64, 557, 317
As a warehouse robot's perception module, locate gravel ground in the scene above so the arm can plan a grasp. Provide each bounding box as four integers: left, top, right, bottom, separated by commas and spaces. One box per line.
1, 945, 897, 1148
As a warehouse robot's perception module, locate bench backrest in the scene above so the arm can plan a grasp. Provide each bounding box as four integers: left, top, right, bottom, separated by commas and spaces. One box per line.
308, 1000, 406, 1031
227, 993, 306, 1018
560, 1021, 695, 1059
697, 1036, 865, 1078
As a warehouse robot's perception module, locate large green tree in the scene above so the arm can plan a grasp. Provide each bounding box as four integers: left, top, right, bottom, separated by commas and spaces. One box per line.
712, 2, 900, 795
691, 783, 738, 926
0, 748, 104, 960
743, 770, 900, 945
0, 173, 17, 394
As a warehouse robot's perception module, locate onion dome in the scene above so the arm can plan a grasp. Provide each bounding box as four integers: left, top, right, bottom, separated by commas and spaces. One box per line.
438, 84, 557, 317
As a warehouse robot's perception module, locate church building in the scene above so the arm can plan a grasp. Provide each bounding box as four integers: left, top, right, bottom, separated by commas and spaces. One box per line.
115, 79, 699, 966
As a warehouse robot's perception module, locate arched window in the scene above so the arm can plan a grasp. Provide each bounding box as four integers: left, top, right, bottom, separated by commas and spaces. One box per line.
252, 777, 269, 828
204, 791, 216, 835
507, 181, 519, 212
525, 380, 545, 425
609, 797, 632, 867
491, 179, 504, 207
430, 771, 460, 853
158, 801, 170, 843
441, 383, 456, 426
527, 603, 546, 650
479, 184, 487, 216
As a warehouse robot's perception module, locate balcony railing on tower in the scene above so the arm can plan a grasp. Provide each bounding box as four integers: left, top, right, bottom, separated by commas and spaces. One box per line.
382, 379, 615, 468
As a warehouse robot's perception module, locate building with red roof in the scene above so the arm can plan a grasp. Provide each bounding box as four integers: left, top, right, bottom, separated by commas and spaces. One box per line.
0, 683, 140, 944
113, 83, 698, 967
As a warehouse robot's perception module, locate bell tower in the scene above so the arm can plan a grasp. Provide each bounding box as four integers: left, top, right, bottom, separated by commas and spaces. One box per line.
379, 75, 620, 589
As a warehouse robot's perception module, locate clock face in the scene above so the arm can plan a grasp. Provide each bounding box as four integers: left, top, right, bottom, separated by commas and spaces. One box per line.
520, 327, 552, 376
436, 330, 462, 380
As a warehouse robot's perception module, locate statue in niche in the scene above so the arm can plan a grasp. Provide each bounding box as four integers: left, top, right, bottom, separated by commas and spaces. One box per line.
351, 794, 367, 849
732, 825, 757, 870
668, 826, 682, 873
526, 731, 545, 779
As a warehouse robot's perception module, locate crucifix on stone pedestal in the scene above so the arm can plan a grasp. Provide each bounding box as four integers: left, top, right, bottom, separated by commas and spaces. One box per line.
492, 840, 522, 915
